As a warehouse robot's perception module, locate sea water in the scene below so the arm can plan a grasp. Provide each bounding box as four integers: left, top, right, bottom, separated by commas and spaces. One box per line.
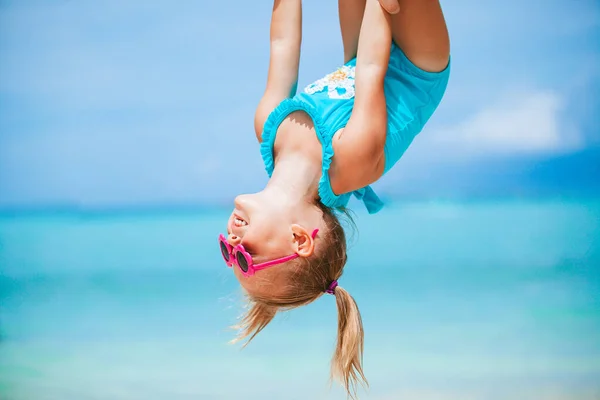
1, 200, 599, 399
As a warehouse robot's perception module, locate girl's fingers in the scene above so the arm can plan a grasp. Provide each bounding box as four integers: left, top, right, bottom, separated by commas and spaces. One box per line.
378, 0, 400, 14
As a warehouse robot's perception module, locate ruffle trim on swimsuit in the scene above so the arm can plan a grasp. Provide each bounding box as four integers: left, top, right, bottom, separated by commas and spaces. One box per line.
260, 98, 384, 214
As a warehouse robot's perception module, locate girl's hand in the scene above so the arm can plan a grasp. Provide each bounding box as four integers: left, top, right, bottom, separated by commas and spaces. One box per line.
378, 0, 400, 14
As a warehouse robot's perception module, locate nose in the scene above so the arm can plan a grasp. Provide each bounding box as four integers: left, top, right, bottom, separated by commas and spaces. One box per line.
234, 193, 255, 216
227, 233, 241, 247
234, 194, 247, 211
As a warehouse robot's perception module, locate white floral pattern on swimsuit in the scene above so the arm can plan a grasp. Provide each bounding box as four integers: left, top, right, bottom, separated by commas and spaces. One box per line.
304, 65, 356, 99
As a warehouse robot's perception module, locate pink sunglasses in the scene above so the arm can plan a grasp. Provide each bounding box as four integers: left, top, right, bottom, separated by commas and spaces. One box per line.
218, 229, 319, 277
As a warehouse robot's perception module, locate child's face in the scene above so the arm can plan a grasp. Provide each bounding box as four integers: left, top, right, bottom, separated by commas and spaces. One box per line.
226, 193, 297, 263
224, 191, 325, 298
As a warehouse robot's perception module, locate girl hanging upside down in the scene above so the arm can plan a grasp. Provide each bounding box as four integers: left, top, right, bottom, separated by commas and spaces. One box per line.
218, 0, 450, 397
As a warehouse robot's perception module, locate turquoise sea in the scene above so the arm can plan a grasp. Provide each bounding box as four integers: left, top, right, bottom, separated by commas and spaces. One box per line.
1, 200, 599, 400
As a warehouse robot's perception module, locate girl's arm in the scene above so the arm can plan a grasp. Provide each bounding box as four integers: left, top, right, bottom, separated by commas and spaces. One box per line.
329, 0, 392, 195
253, 0, 302, 142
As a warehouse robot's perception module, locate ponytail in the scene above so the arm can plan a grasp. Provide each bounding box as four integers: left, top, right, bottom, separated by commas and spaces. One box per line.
330, 285, 368, 399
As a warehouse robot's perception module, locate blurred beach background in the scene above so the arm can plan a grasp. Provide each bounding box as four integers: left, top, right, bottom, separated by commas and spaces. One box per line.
1, 1, 599, 399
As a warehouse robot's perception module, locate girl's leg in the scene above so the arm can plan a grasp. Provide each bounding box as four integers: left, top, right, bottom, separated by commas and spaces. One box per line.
329, 0, 449, 193
390, 0, 450, 73
348, 0, 449, 134
253, 0, 302, 141
338, 0, 366, 63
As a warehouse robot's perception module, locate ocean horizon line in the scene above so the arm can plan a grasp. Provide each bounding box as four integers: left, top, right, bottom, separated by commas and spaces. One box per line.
1, 194, 599, 217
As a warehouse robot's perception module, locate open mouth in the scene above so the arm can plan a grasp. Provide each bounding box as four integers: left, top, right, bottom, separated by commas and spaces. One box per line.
233, 214, 248, 227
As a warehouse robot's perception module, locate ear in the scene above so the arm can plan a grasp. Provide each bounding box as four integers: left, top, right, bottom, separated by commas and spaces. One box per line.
291, 224, 316, 258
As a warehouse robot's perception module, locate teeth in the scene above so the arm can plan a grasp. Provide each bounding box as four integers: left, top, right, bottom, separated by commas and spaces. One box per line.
234, 217, 248, 227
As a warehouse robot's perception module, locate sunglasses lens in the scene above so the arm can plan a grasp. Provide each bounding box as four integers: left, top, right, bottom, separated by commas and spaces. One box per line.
219, 241, 230, 262
236, 251, 249, 273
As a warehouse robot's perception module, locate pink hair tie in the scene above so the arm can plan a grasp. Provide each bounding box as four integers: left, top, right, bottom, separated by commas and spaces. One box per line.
325, 280, 338, 295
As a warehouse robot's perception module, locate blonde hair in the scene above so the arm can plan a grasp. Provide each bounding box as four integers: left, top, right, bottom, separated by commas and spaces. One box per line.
231, 202, 367, 399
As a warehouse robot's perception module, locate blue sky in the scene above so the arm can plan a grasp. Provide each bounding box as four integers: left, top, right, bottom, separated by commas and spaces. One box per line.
0, 0, 599, 208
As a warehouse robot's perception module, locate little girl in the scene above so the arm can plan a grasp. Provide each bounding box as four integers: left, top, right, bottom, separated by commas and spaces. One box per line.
218, 0, 450, 396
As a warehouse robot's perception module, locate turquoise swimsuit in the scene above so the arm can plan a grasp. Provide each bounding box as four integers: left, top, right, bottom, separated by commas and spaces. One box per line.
260, 42, 450, 214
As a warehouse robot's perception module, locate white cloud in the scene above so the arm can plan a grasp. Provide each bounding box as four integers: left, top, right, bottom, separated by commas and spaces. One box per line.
428, 90, 583, 157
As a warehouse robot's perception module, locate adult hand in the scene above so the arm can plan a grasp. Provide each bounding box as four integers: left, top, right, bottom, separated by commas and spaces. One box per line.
378, 0, 400, 14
